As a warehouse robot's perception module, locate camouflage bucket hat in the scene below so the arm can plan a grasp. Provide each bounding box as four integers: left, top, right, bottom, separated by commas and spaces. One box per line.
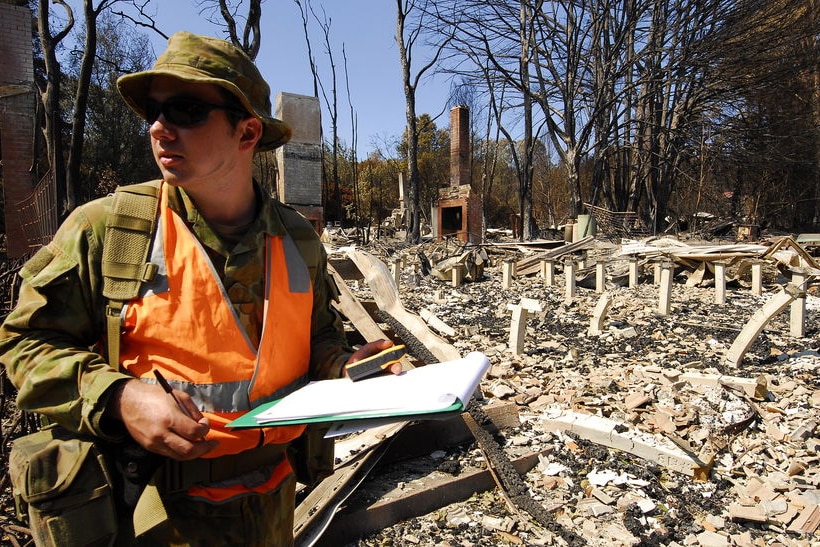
116, 31, 291, 151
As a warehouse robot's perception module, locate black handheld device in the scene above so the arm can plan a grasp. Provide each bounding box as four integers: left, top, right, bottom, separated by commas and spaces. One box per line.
345, 344, 406, 381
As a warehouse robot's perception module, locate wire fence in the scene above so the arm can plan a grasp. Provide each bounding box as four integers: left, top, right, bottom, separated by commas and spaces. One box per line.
17, 170, 58, 252
2, 171, 56, 320
584, 203, 652, 240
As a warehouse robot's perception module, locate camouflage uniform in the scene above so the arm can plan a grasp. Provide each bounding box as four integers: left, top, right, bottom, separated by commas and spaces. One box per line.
0, 182, 351, 545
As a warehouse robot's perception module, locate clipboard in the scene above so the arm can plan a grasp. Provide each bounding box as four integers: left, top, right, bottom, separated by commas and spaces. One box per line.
228, 352, 490, 430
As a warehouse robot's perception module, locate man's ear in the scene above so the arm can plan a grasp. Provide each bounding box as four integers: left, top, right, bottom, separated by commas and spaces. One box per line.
238, 117, 264, 150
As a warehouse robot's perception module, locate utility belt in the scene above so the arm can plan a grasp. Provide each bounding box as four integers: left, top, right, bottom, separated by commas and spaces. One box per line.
128, 443, 290, 537
162, 443, 287, 494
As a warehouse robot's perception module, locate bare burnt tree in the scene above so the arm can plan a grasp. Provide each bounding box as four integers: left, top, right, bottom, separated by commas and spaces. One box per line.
37, 0, 137, 220
342, 45, 363, 240
78, 13, 155, 199
428, 3, 532, 238
293, 0, 323, 208
699, 0, 820, 230
396, 0, 451, 243
294, 0, 347, 223
519, 1, 538, 239
109, 0, 169, 40
589, 0, 643, 213
432, 0, 631, 236
67, 0, 127, 215
623, 0, 731, 231
812, 0, 820, 228
439, 0, 608, 227
480, 72, 509, 236
434, 0, 745, 232
37, 0, 74, 218
313, 6, 342, 223
197, 0, 262, 59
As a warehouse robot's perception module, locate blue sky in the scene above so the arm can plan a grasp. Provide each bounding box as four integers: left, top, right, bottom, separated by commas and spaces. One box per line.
145, 1, 451, 158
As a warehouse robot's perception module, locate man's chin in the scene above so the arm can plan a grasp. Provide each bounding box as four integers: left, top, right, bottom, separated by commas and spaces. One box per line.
157, 169, 184, 187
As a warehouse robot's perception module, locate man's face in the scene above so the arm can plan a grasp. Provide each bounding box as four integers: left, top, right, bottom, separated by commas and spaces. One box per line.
147, 76, 247, 189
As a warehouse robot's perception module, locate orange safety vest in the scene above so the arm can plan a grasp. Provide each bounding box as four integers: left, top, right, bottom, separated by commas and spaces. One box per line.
118, 184, 313, 502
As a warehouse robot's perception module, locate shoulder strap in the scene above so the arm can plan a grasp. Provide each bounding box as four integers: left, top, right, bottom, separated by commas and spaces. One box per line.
274, 202, 322, 279
102, 180, 162, 368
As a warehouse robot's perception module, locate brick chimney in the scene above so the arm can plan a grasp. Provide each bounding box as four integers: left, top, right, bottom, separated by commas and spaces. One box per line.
449, 105, 470, 188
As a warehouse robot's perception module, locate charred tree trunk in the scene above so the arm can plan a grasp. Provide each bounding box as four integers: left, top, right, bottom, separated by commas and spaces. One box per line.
37, 0, 72, 219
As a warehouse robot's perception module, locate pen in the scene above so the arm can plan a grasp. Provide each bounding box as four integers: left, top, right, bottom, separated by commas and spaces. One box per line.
154, 369, 196, 420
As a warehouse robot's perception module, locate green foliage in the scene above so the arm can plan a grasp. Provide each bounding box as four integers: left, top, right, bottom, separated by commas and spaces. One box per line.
397, 114, 450, 212
45, 12, 156, 206
73, 15, 156, 202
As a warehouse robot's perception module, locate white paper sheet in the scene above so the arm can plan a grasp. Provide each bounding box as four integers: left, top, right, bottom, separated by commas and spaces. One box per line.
253, 351, 490, 424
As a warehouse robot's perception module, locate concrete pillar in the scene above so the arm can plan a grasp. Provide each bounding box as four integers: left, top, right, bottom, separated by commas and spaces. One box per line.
541, 259, 555, 286
391, 257, 402, 287
595, 261, 606, 293
564, 258, 577, 303
629, 258, 639, 288
724, 285, 800, 367
398, 172, 405, 205
751, 261, 763, 296
791, 269, 808, 338
658, 261, 673, 316
588, 292, 612, 336
714, 261, 726, 305
452, 263, 464, 288
502, 259, 516, 290
507, 298, 543, 355
653, 262, 662, 285
275, 93, 323, 228
507, 305, 528, 356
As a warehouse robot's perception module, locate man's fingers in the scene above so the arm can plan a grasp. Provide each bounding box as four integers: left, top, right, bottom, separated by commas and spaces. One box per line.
152, 431, 218, 461
347, 339, 394, 363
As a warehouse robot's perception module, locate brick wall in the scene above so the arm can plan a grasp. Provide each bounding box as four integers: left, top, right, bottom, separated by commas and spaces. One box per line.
0, 2, 37, 258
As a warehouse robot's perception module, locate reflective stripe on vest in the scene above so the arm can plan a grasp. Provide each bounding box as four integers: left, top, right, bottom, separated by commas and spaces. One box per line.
118, 184, 313, 487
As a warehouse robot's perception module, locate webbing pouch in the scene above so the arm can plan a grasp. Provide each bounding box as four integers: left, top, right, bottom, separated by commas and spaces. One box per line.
9, 425, 117, 547
102, 180, 161, 368
102, 180, 161, 302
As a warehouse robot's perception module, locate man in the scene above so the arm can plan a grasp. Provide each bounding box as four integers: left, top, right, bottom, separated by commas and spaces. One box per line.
1, 31, 392, 545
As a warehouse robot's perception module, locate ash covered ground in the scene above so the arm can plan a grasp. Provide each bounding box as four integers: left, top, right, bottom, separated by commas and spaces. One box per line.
332, 238, 819, 547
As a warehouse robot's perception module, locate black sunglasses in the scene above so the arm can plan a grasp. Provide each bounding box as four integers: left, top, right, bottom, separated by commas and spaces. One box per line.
144, 97, 248, 128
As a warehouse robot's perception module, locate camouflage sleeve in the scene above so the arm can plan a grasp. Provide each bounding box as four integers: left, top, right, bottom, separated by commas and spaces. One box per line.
308, 242, 353, 381
0, 197, 130, 440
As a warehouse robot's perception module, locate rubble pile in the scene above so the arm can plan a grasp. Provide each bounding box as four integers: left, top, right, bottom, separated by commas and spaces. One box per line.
336, 238, 819, 547
1, 234, 817, 547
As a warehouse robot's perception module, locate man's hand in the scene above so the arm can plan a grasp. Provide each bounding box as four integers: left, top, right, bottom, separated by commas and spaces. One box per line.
344, 339, 404, 376
111, 379, 218, 461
